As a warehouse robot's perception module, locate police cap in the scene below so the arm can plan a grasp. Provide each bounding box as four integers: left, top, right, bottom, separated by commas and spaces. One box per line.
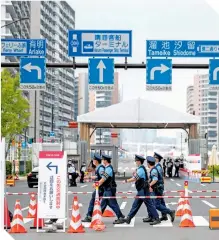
93, 153, 102, 162
102, 154, 112, 162
135, 154, 145, 163
146, 156, 156, 163
154, 152, 163, 161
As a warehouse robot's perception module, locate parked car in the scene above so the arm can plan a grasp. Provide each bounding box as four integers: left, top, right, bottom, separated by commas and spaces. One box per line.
27, 167, 39, 188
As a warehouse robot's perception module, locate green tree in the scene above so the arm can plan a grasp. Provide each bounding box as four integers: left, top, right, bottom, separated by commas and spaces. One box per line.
1, 69, 30, 156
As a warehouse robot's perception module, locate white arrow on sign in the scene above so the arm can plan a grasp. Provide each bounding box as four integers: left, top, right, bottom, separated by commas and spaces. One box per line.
22, 62, 42, 80
150, 64, 170, 80
213, 67, 219, 80
97, 60, 106, 83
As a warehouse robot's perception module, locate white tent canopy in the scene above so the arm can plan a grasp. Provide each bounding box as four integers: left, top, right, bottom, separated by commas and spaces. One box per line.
77, 97, 200, 129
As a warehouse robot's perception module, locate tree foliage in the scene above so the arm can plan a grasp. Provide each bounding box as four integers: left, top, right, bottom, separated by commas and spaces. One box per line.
1, 69, 30, 139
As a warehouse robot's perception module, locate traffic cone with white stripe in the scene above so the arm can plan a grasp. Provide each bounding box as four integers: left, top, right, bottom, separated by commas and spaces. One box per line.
68, 196, 85, 233
26, 194, 37, 218
30, 205, 45, 229
103, 206, 115, 217
9, 200, 27, 233
4, 197, 11, 229
176, 192, 185, 217
179, 199, 195, 227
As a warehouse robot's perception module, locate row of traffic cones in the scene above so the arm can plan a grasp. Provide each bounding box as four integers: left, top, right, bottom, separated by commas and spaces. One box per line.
175, 192, 195, 227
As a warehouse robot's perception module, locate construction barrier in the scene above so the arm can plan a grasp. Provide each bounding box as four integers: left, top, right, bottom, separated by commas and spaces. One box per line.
6, 175, 15, 187
209, 209, 219, 230
200, 177, 212, 183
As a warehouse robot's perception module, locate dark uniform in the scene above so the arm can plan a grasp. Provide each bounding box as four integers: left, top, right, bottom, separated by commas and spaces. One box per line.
167, 159, 173, 177
163, 159, 166, 177
174, 159, 180, 177
82, 154, 104, 222
80, 163, 86, 183
125, 155, 160, 225
147, 156, 175, 222
100, 154, 125, 224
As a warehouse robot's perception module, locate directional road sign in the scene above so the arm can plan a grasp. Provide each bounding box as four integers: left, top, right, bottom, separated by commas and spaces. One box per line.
1, 39, 46, 56
146, 59, 172, 91
38, 151, 67, 220
209, 59, 219, 90
20, 57, 46, 90
68, 30, 132, 57
146, 40, 219, 58
49, 131, 55, 137
89, 58, 114, 91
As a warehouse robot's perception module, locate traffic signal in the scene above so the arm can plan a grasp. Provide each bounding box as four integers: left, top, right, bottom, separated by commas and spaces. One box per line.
111, 133, 118, 138
68, 121, 78, 128
28, 138, 33, 144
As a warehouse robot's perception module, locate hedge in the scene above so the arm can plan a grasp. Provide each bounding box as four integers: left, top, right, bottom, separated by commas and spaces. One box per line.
6, 161, 12, 175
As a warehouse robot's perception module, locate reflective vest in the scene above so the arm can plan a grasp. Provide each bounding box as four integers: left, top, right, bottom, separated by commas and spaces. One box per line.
135, 165, 149, 191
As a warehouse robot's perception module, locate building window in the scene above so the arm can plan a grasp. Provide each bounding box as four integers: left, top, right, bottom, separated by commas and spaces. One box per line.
208, 131, 217, 138
208, 103, 217, 109
208, 117, 217, 124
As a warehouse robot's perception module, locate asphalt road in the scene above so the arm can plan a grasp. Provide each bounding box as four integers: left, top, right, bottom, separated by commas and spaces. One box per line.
5, 175, 219, 240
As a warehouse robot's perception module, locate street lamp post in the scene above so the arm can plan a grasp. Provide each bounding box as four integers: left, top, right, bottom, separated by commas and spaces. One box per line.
1, 17, 29, 29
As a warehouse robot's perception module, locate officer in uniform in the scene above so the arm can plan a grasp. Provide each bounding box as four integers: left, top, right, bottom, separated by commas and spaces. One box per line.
80, 162, 86, 183
163, 159, 167, 177
94, 154, 125, 224
123, 155, 160, 225
167, 159, 173, 177
145, 156, 175, 222
174, 158, 180, 177
82, 154, 105, 222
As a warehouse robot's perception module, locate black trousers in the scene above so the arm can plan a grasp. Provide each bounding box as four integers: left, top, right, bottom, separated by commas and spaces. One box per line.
80, 171, 85, 183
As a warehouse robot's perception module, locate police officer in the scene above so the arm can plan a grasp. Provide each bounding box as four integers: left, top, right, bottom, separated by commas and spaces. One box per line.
146, 156, 175, 222
163, 159, 167, 177
80, 162, 86, 183
82, 154, 105, 222
167, 159, 173, 177
123, 155, 160, 225
94, 154, 125, 224
174, 158, 180, 177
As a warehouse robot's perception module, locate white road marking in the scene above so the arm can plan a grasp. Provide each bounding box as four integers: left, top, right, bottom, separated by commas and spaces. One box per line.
82, 222, 91, 228
176, 183, 181, 187
188, 190, 193, 193
21, 207, 29, 211
201, 184, 206, 187
114, 217, 135, 227
170, 179, 174, 182
131, 184, 135, 188
23, 218, 33, 224
153, 217, 173, 227
202, 200, 216, 208
120, 202, 127, 210
80, 185, 87, 188
193, 216, 209, 226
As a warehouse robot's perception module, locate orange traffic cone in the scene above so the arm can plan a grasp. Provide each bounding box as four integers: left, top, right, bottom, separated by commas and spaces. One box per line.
103, 206, 115, 217
176, 192, 185, 217
90, 199, 105, 231
4, 197, 11, 229
30, 205, 44, 229
68, 196, 85, 233
26, 194, 37, 218
9, 200, 27, 233
179, 199, 195, 227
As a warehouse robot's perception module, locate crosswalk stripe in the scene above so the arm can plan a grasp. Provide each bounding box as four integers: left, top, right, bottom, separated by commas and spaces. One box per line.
120, 202, 127, 210
176, 183, 181, 187
202, 200, 216, 208
80, 185, 87, 188
131, 184, 135, 188
193, 216, 209, 226
153, 218, 173, 227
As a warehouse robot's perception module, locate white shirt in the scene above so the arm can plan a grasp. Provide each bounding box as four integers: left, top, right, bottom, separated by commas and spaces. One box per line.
68, 166, 75, 173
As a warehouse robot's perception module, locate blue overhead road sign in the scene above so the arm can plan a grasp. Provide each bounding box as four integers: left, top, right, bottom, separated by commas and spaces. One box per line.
146, 59, 172, 91
68, 30, 132, 57
209, 59, 219, 90
20, 58, 46, 90
1, 39, 46, 56
89, 58, 114, 91
146, 40, 219, 58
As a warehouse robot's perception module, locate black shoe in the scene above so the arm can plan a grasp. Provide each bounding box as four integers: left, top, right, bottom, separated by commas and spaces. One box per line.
160, 215, 168, 221
169, 210, 175, 222
82, 216, 92, 222
125, 216, 132, 224
149, 219, 161, 225
113, 217, 125, 224
143, 217, 154, 223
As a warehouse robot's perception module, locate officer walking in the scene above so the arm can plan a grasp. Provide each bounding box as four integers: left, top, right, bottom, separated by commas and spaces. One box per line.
174, 158, 180, 177
122, 155, 160, 225
82, 154, 105, 222
167, 159, 173, 177
80, 162, 86, 183
146, 156, 175, 222
93, 154, 125, 224
163, 159, 167, 177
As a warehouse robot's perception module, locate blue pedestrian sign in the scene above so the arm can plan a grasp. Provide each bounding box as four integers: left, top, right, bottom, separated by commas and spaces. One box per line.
49, 131, 55, 137
88, 58, 114, 91
146, 59, 172, 91
68, 30, 132, 57
20, 58, 46, 90
1, 39, 46, 57
22, 142, 27, 149
146, 40, 219, 58
209, 59, 219, 90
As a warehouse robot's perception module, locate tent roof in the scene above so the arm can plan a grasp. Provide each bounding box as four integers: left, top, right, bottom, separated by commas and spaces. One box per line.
77, 97, 200, 129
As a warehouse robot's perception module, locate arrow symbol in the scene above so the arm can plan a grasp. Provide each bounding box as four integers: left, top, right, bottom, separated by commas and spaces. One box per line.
22, 62, 42, 80
150, 64, 170, 80
46, 162, 58, 174
213, 67, 219, 80
97, 60, 106, 83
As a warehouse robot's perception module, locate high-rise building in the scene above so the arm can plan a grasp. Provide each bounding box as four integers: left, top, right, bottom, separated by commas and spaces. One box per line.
186, 74, 219, 150
186, 85, 194, 114
77, 73, 89, 116
1, 1, 76, 141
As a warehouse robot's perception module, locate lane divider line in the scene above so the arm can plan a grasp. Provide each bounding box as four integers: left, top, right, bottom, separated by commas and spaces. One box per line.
202, 200, 216, 208
170, 179, 174, 182
80, 185, 88, 188
176, 183, 181, 187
